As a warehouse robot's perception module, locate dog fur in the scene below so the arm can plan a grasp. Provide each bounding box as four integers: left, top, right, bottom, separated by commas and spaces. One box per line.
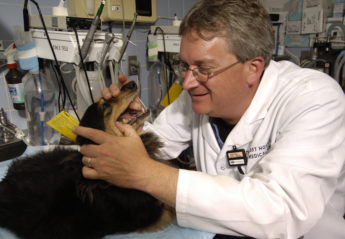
0, 81, 175, 239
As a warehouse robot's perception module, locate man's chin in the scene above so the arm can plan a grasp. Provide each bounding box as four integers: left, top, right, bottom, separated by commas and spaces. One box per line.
192, 104, 211, 115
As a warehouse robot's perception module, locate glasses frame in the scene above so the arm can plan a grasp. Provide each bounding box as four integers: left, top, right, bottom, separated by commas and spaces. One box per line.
178, 60, 240, 83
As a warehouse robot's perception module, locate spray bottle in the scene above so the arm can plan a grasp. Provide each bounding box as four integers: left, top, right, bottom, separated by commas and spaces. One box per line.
4, 43, 25, 110
15, 26, 60, 146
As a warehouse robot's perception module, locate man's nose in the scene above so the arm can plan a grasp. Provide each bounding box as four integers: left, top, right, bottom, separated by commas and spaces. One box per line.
182, 70, 200, 89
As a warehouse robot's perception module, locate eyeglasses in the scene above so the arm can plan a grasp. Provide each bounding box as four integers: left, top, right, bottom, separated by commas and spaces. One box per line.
178, 60, 240, 83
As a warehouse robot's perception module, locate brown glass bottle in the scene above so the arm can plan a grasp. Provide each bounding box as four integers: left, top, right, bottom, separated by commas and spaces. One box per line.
5, 63, 25, 110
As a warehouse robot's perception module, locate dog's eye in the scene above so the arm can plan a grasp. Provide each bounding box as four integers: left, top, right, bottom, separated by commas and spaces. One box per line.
102, 101, 113, 117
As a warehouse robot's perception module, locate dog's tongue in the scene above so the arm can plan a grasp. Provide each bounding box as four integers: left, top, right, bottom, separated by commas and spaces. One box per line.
118, 108, 146, 124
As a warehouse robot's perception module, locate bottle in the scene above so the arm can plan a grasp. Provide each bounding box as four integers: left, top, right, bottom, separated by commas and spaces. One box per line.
4, 44, 25, 110
24, 61, 60, 146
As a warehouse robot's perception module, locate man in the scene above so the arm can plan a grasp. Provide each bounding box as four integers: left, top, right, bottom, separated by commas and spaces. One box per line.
74, 0, 345, 238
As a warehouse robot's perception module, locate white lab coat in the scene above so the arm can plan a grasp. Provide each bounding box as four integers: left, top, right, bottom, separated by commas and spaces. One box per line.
145, 60, 345, 239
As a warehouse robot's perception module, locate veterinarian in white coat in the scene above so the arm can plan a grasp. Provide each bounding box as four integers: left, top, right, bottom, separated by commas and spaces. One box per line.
74, 0, 345, 238
144, 60, 345, 239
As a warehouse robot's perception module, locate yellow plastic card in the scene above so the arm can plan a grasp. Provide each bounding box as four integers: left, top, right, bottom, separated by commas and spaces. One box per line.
160, 81, 183, 107
46, 111, 80, 142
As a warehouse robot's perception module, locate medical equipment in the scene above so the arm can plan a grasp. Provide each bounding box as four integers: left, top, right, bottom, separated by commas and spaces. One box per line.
29, 0, 95, 31
301, 32, 345, 80
75, 0, 106, 105
147, 61, 163, 118
23, 0, 30, 31
0, 108, 27, 161
80, 0, 105, 61
112, 12, 137, 84
13, 21, 60, 146
147, 25, 182, 118
24, 64, 61, 146
52, 0, 68, 16
22, 0, 132, 120
149, 25, 180, 53
68, 0, 157, 23
29, 15, 100, 31
30, 28, 123, 115
4, 44, 25, 110
73, 6, 138, 112
334, 50, 345, 90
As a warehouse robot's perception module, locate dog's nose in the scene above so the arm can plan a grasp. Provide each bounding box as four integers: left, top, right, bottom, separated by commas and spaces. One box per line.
121, 81, 137, 91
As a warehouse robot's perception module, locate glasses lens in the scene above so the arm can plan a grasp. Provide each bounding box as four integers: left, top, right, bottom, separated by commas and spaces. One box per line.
195, 70, 208, 82
178, 60, 240, 84
178, 62, 208, 83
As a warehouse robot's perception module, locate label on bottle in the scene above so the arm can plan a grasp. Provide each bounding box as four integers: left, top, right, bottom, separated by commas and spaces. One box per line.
7, 83, 25, 104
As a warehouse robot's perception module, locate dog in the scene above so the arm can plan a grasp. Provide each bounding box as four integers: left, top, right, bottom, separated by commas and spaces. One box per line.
0, 81, 175, 239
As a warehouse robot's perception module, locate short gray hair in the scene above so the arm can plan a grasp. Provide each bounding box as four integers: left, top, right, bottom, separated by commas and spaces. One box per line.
179, 0, 274, 67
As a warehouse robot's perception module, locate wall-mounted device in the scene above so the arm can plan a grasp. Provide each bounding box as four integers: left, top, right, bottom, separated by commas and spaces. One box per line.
31, 29, 123, 63
67, 0, 157, 23
29, 15, 102, 30
149, 26, 181, 53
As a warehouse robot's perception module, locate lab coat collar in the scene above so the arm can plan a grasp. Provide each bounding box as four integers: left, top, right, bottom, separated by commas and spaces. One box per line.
243, 60, 280, 124
227, 60, 280, 147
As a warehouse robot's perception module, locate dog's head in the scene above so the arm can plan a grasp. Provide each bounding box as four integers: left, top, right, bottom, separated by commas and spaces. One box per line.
77, 81, 149, 145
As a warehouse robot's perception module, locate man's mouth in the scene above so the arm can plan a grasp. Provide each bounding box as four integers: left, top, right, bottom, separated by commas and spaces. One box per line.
190, 92, 209, 97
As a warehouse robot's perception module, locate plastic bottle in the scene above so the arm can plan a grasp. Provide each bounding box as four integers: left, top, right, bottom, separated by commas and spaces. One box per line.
4, 44, 25, 110
24, 60, 60, 146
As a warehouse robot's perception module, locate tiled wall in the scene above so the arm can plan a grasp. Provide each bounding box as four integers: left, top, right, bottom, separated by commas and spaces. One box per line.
0, 0, 197, 129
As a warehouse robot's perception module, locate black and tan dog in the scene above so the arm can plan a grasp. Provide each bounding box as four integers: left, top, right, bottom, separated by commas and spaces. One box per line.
0, 81, 175, 239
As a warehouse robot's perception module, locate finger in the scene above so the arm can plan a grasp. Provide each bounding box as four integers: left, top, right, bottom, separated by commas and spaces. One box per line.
118, 74, 131, 85
82, 156, 95, 168
82, 166, 101, 180
109, 83, 121, 98
80, 144, 103, 158
73, 126, 110, 145
115, 122, 137, 137
101, 87, 113, 99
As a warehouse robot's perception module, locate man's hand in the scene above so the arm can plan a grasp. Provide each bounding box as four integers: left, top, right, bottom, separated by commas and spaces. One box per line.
73, 122, 179, 207
74, 123, 153, 190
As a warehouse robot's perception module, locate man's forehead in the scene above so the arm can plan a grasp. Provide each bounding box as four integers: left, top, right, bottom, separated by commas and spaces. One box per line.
180, 34, 232, 64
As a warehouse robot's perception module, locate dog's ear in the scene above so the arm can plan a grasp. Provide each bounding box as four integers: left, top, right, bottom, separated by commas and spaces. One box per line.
76, 102, 105, 145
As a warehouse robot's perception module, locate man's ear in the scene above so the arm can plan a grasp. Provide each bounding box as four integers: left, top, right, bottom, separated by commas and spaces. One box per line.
244, 56, 266, 87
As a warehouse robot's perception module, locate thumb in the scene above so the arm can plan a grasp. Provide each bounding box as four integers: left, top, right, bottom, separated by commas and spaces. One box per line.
115, 122, 137, 137
118, 74, 131, 85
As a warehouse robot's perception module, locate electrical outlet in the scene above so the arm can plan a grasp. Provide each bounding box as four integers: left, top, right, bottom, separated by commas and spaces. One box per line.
128, 55, 138, 75
0, 40, 3, 51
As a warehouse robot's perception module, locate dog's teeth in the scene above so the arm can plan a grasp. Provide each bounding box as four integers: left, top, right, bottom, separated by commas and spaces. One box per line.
122, 118, 129, 123
142, 108, 145, 113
